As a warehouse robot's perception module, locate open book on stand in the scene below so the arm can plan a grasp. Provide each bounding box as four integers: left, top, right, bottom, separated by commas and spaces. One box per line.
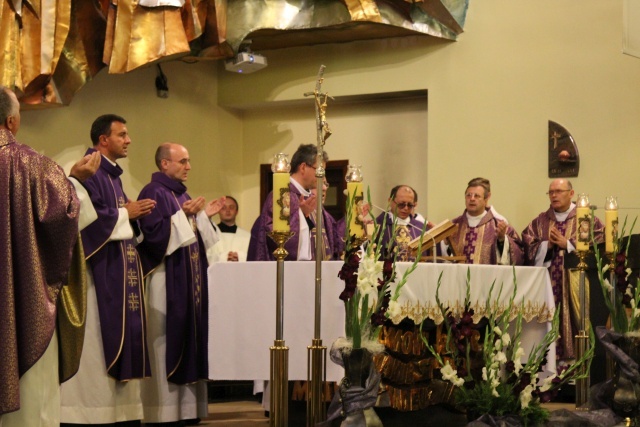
409, 219, 458, 254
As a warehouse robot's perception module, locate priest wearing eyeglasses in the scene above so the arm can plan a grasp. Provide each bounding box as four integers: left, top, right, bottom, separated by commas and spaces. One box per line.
247, 144, 331, 261
375, 185, 430, 262
521, 178, 604, 361
445, 177, 523, 265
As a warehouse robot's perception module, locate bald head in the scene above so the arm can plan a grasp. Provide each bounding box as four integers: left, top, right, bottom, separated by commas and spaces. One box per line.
389, 185, 417, 220
548, 178, 574, 212
155, 143, 192, 182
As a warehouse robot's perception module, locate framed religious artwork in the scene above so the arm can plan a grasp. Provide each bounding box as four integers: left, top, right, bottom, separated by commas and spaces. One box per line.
548, 120, 580, 178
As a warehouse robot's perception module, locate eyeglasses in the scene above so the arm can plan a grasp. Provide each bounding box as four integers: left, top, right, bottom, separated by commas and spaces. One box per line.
546, 190, 571, 196
465, 193, 484, 200
306, 163, 317, 170
394, 202, 416, 209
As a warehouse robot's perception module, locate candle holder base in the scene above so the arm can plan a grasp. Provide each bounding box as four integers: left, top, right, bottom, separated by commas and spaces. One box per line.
268, 231, 295, 260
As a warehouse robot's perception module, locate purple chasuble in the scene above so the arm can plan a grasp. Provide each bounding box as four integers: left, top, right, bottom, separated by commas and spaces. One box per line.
374, 213, 431, 262
522, 206, 604, 360
137, 172, 209, 384
80, 148, 150, 381
450, 209, 524, 265
0, 129, 80, 415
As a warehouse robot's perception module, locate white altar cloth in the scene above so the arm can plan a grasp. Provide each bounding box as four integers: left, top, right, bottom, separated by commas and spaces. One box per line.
208, 262, 556, 382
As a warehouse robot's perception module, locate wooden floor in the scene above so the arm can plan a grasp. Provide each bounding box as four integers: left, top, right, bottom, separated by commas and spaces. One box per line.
198, 401, 578, 426
201, 400, 268, 426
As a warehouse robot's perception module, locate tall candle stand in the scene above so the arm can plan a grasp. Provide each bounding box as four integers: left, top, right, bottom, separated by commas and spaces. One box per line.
268, 230, 294, 427
575, 249, 590, 410
606, 252, 617, 380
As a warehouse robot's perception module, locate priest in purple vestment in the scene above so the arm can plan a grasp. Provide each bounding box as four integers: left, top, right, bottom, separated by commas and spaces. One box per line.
61, 114, 157, 426
136, 143, 224, 424
445, 178, 523, 265
375, 185, 432, 262
522, 178, 604, 361
0, 86, 100, 425
247, 144, 331, 261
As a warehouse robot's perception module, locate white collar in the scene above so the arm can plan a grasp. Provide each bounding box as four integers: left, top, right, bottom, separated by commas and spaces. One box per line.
289, 176, 310, 197
387, 212, 410, 226
554, 202, 576, 222
465, 209, 488, 227
102, 154, 117, 166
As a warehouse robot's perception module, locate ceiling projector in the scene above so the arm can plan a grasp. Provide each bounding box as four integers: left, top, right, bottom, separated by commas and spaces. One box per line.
224, 52, 268, 74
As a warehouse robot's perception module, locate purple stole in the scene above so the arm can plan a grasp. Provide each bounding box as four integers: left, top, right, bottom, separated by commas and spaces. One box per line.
81, 148, 150, 380
375, 213, 429, 262
137, 172, 208, 383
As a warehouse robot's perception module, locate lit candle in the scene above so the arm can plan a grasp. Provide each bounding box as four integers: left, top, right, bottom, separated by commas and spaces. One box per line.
345, 165, 364, 239
605, 196, 618, 253
272, 153, 291, 232
575, 193, 590, 252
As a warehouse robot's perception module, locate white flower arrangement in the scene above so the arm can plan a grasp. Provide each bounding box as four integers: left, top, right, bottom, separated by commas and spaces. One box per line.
420, 269, 594, 426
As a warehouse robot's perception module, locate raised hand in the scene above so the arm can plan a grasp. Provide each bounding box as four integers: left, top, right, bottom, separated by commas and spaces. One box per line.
205, 196, 226, 218
183, 197, 206, 216
299, 194, 317, 217
497, 220, 507, 242
70, 151, 101, 182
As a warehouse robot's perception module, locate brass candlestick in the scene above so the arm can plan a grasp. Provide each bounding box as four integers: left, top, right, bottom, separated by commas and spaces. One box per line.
575, 249, 590, 410
267, 230, 294, 427
605, 253, 617, 381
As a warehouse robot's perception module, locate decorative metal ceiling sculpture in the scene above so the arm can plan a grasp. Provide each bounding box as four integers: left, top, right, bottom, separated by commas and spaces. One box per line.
0, 0, 468, 108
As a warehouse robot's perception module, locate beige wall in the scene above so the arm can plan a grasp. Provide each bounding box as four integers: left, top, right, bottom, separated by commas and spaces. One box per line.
16, 0, 640, 233
19, 60, 246, 223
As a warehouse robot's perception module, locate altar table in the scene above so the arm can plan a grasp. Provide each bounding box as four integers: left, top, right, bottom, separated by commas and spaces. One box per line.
207, 262, 556, 382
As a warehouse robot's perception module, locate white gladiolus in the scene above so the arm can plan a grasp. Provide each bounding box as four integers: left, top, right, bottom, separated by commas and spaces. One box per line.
494, 351, 507, 364
501, 332, 511, 347
482, 367, 488, 381
513, 347, 525, 374
387, 300, 402, 319
440, 362, 465, 387
356, 255, 382, 299
604, 278, 613, 292
539, 374, 557, 392
519, 384, 535, 408
494, 326, 502, 336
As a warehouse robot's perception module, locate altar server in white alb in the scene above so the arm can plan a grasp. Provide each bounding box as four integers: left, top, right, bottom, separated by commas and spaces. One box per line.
209, 196, 251, 262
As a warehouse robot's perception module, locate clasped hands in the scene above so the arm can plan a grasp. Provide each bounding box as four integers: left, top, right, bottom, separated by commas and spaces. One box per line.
549, 227, 568, 249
